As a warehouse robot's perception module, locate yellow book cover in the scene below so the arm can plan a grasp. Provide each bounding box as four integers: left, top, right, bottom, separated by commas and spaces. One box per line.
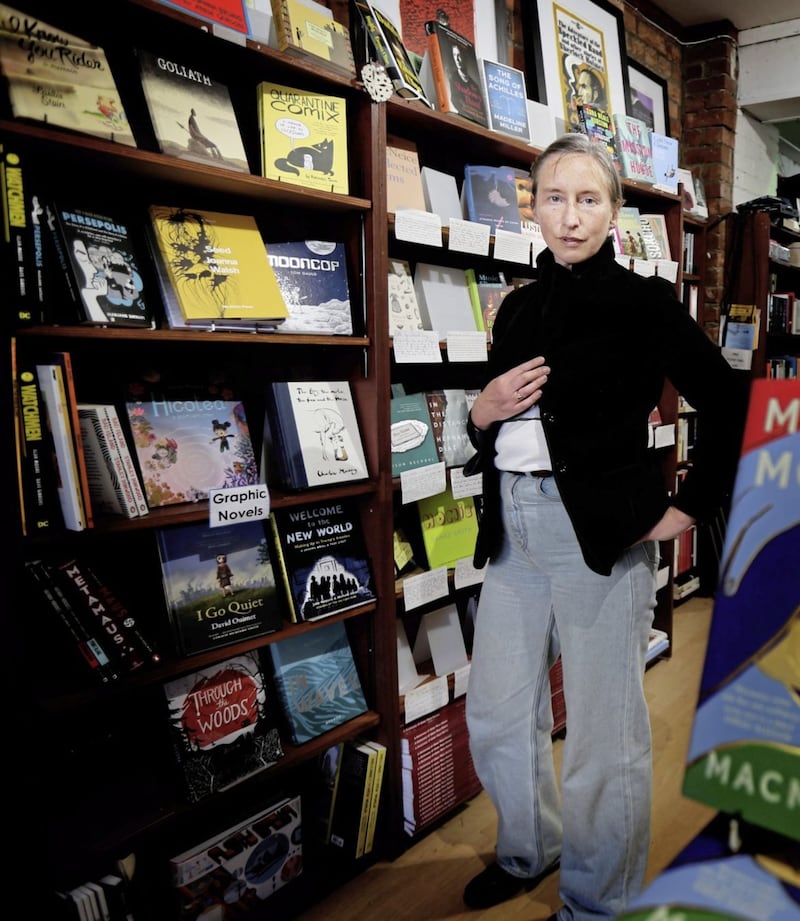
257, 81, 349, 195
417, 486, 479, 569
270, 0, 355, 75
147, 205, 288, 323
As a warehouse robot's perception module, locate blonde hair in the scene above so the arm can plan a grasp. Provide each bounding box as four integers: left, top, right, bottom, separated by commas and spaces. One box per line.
530, 134, 623, 208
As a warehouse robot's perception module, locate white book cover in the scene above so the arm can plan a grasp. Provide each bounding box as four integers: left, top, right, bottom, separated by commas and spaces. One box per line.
413, 263, 479, 336
102, 404, 149, 516
420, 167, 463, 224
388, 258, 424, 335
77, 405, 139, 519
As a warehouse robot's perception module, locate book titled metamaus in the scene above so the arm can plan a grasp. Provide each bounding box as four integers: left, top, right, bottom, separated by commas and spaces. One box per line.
125, 394, 259, 508
267, 620, 368, 744
163, 650, 285, 803
682, 378, 800, 843
257, 81, 349, 195
270, 496, 376, 622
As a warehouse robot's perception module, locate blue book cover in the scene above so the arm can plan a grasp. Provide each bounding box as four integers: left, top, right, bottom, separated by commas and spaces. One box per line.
157, 518, 283, 655
650, 131, 678, 193
267, 620, 368, 744
461, 165, 522, 235
480, 60, 531, 142
265, 240, 353, 335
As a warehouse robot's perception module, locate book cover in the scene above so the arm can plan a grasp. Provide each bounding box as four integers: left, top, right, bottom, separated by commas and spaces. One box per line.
420, 166, 462, 224
11, 343, 64, 535
136, 48, 249, 173
327, 738, 377, 859
682, 378, 800, 843
360, 738, 386, 854
125, 395, 258, 508
386, 137, 426, 214
270, 0, 355, 76
157, 519, 283, 656
77, 404, 140, 519
390, 390, 440, 476
264, 380, 369, 491
418, 20, 487, 127
638, 212, 672, 261
417, 485, 479, 569
461, 164, 522, 235
257, 81, 349, 195
52, 203, 152, 327
676, 167, 698, 213
388, 258, 424, 335
150, 0, 253, 35
101, 403, 149, 516
649, 131, 678, 193
270, 496, 376, 622
170, 793, 302, 917
464, 269, 512, 337
266, 619, 368, 744
480, 59, 531, 142
432, 388, 476, 467
0, 4, 135, 146
576, 103, 617, 164
613, 205, 646, 259
351, 0, 432, 107
413, 262, 479, 335
265, 239, 353, 335
146, 205, 288, 324
163, 650, 285, 803
611, 114, 656, 184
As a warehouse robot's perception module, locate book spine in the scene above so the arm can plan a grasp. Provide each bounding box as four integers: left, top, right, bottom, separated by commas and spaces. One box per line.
269, 513, 301, 622
328, 740, 375, 859
77, 407, 136, 518
269, 0, 293, 50
362, 740, 386, 854
0, 141, 39, 325
57, 352, 95, 529
424, 24, 452, 113
103, 404, 149, 515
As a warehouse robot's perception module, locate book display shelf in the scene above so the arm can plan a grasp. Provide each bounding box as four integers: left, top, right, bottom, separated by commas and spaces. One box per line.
2, 1, 697, 916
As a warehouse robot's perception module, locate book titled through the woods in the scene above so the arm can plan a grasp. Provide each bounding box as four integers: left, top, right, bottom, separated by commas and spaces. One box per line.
163, 650, 285, 803
270, 496, 376, 622
157, 519, 283, 656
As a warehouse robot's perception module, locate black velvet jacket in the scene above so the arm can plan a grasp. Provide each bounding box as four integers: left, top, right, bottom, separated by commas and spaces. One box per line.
465, 239, 748, 576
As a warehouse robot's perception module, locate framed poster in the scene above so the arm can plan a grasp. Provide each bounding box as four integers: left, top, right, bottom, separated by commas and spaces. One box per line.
521, 0, 630, 132
628, 61, 670, 136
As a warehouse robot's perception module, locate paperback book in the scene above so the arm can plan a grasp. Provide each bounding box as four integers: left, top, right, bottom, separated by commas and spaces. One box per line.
418, 20, 487, 127
270, 496, 376, 622
265, 239, 353, 335
0, 3, 136, 146
461, 164, 522, 235
163, 650, 285, 803
147, 205, 287, 325
264, 380, 369, 491
386, 137, 426, 214
649, 131, 678, 193
575, 103, 617, 164
257, 81, 349, 195
413, 262, 479, 335
420, 166, 462, 225
125, 395, 259, 508
267, 619, 368, 744
417, 485, 479, 569
52, 203, 152, 327
136, 48, 249, 172
77, 404, 141, 520
156, 519, 283, 656
638, 212, 672, 261
611, 114, 656, 184
270, 0, 355, 77
613, 206, 647, 259
388, 258, 424, 335
170, 794, 302, 919
479, 59, 531, 142
424, 388, 477, 467
390, 390, 440, 476
327, 738, 378, 860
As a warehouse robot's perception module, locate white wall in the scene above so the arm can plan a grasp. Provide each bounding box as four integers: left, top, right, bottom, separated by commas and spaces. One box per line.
733, 111, 781, 206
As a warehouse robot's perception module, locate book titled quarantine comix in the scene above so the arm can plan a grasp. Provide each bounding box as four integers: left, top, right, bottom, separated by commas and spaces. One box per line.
267, 619, 368, 744
125, 394, 259, 508
147, 205, 288, 325
0, 4, 135, 146
163, 650, 285, 803
270, 496, 376, 623
157, 519, 283, 656
480, 59, 530, 143
136, 48, 249, 173
257, 81, 349, 195
51, 203, 152, 327
170, 793, 302, 919
266, 240, 353, 335
611, 113, 656, 184
264, 380, 369, 491
682, 378, 800, 843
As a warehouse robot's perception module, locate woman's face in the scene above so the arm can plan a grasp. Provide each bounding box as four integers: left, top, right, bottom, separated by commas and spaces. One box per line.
532, 152, 619, 267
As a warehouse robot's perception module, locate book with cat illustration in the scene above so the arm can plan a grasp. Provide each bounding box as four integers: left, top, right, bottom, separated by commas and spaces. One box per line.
257, 81, 349, 195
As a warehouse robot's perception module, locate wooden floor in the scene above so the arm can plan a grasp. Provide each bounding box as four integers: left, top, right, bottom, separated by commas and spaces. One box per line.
297, 595, 716, 921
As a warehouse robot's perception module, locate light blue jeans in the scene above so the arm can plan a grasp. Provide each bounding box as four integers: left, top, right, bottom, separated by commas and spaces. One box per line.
466, 471, 658, 920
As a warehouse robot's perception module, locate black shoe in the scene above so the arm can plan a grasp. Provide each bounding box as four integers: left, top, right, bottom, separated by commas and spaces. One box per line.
463, 859, 560, 909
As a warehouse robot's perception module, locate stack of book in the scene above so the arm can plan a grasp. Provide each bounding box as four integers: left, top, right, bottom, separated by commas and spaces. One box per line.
326, 737, 387, 860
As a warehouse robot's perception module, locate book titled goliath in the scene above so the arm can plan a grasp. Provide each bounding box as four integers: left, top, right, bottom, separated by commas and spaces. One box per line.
125, 395, 259, 508
52, 203, 152, 327
270, 497, 376, 623
163, 650, 285, 803
136, 48, 249, 173
170, 793, 302, 919
257, 81, 349, 195
264, 380, 369, 491
265, 240, 353, 335
682, 379, 800, 843
267, 619, 368, 744
157, 519, 283, 656
0, 3, 136, 146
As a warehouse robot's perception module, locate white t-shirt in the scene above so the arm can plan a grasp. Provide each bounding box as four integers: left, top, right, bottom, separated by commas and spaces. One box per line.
493, 404, 552, 471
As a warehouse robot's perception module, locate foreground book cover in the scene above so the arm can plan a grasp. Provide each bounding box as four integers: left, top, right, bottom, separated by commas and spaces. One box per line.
682, 378, 799, 842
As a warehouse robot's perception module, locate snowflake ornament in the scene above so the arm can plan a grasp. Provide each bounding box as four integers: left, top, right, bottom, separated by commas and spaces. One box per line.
361, 63, 394, 103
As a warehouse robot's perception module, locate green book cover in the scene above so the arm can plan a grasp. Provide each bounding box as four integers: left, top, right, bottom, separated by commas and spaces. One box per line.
390, 390, 440, 476
417, 486, 479, 569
